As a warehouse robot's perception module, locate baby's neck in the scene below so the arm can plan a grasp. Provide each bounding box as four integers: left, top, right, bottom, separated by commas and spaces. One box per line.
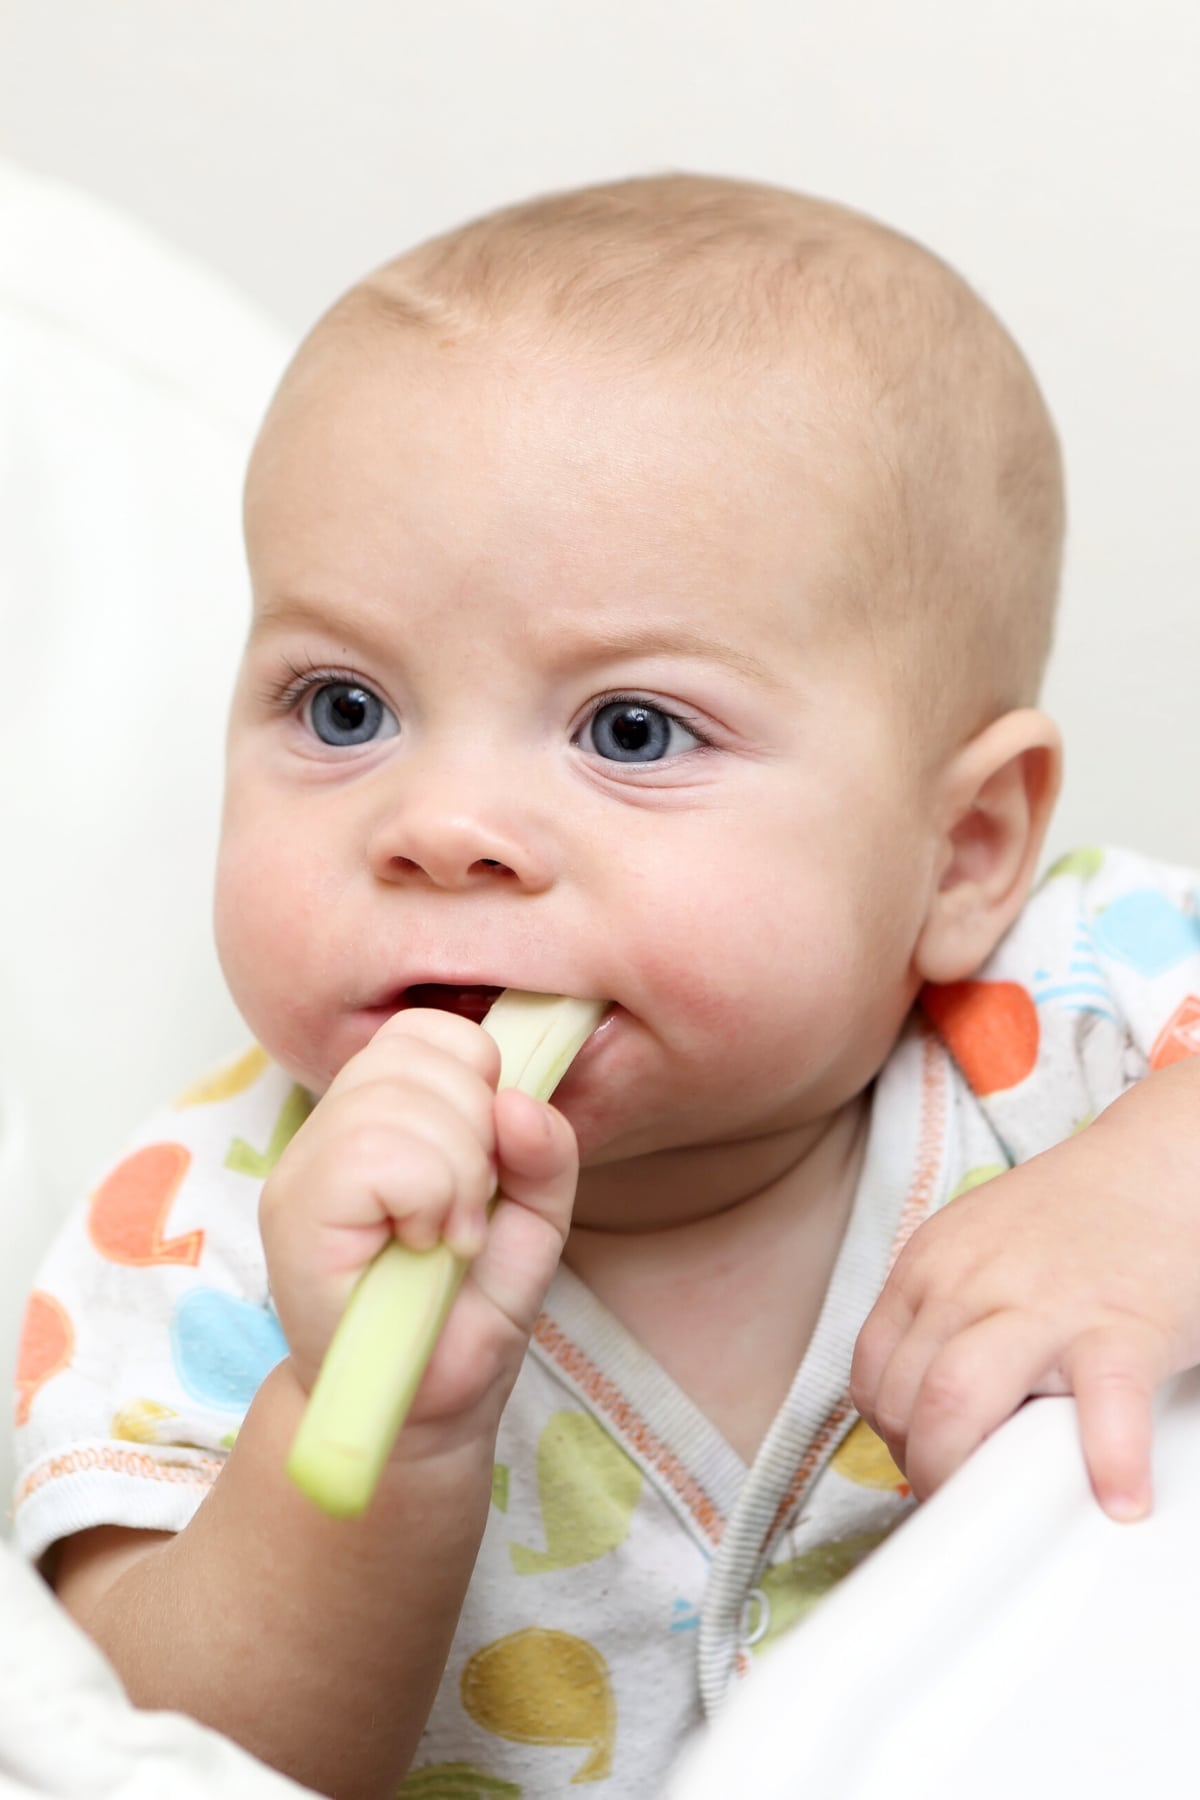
563, 1095, 870, 1463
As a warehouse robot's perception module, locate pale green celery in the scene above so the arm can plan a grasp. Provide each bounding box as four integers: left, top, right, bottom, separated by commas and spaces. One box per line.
287, 991, 607, 1517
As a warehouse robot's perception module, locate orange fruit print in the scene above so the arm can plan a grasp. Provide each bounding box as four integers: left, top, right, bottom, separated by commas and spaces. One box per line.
15, 1290, 74, 1424
87, 1142, 204, 1267
921, 979, 1040, 1096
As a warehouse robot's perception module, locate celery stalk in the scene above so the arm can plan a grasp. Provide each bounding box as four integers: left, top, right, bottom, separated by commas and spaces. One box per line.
286, 991, 607, 1516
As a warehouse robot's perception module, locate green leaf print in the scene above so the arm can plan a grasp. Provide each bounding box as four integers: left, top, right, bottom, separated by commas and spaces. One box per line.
397, 1764, 521, 1798
1044, 847, 1105, 883
225, 1085, 312, 1179
747, 1531, 891, 1655
947, 1163, 1008, 1202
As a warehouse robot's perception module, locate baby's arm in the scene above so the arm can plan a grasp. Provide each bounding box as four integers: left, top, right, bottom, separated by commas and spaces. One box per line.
53, 1010, 579, 1799
851, 1056, 1200, 1519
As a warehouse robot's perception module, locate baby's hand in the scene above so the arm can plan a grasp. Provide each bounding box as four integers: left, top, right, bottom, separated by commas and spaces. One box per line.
851, 1066, 1200, 1521
260, 1009, 579, 1437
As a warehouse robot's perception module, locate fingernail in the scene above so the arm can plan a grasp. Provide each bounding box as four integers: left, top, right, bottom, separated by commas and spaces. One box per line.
1105, 1492, 1151, 1523
450, 1213, 488, 1258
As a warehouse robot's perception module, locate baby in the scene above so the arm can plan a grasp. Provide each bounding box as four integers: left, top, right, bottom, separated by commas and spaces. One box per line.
15, 174, 1200, 1799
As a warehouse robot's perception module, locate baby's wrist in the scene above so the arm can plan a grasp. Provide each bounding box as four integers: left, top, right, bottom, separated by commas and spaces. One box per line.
380, 1411, 502, 1493
272, 1348, 502, 1483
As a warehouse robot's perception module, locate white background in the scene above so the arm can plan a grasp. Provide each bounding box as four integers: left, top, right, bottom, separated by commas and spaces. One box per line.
1, 0, 1197, 867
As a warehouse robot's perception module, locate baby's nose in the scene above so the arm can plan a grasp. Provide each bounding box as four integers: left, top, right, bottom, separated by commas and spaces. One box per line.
366, 783, 555, 893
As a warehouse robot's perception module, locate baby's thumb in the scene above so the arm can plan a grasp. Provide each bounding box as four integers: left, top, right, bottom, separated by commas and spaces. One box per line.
493, 1088, 579, 1234
474, 1090, 580, 1333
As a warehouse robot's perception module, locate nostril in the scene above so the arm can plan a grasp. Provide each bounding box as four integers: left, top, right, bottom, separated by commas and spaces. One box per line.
379, 854, 517, 884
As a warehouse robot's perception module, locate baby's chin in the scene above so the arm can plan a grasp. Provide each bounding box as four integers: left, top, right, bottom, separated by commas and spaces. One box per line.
234, 1013, 342, 1099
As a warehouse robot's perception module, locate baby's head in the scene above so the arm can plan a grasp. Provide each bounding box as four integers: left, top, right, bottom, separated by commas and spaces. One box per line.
217, 175, 1064, 1179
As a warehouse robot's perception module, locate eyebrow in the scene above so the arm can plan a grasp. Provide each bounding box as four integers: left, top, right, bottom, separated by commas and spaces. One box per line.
553, 622, 780, 686
247, 593, 388, 660
251, 595, 780, 688
250, 594, 353, 637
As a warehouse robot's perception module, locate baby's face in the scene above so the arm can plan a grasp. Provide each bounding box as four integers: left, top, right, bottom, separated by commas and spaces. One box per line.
217, 318, 944, 1175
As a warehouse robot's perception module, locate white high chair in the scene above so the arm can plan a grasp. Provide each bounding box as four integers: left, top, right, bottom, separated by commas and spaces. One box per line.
0, 155, 312, 1795
0, 154, 291, 1518
668, 1375, 1200, 1798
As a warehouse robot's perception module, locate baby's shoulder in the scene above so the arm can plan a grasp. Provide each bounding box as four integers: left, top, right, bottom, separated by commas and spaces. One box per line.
920, 846, 1200, 1125
992, 844, 1199, 979
161, 1046, 311, 1171
61, 1047, 310, 1261
28, 1046, 305, 1345
98, 1046, 308, 1184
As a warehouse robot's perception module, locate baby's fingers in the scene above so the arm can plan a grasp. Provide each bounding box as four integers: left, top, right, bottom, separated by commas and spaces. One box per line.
849, 1282, 917, 1429
893, 1312, 1063, 1500
1065, 1325, 1167, 1522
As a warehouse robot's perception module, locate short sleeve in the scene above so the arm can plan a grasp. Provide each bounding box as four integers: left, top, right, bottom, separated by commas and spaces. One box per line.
921, 846, 1200, 1168
12, 1050, 306, 1564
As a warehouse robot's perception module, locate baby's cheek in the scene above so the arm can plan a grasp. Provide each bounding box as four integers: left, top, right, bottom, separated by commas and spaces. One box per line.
214, 846, 312, 1047
635, 885, 819, 1027
214, 843, 273, 997
626, 880, 758, 1008
643, 948, 741, 1038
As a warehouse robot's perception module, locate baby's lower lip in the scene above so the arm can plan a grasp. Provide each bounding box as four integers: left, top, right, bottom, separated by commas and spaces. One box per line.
386, 983, 506, 1026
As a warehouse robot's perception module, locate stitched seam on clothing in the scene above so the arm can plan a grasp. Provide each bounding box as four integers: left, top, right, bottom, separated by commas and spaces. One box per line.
532, 1313, 727, 1546
886, 1024, 948, 1272
759, 1397, 857, 1552
759, 1029, 947, 1547
17, 1445, 222, 1505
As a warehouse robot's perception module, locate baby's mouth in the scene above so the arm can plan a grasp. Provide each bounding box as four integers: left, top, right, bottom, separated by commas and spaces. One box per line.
396, 983, 506, 1025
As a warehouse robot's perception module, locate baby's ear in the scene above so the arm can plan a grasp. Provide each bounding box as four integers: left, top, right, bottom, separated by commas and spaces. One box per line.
914, 709, 1062, 985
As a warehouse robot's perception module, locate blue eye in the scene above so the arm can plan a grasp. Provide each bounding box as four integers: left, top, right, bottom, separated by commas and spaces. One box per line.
306, 681, 397, 747
584, 700, 700, 763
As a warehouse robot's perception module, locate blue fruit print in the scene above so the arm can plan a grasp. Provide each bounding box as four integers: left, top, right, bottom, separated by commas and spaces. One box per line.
170, 1288, 288, 1411
1092, 890, 1200, 978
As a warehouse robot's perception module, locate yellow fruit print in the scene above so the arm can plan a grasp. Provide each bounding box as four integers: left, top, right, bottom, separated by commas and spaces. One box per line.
397, 1763, 520, 1798
112, 1398, 178, 1443
746, 1531, 889, 1655
830, 1419, 909, 1492
175, 1046, 270, 1107
510, 1410, 643, 1575
460, 1627, 616, 1784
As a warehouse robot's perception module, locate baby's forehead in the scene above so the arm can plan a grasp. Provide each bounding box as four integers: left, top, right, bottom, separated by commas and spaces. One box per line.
289, 209, 1005, 541
255, 276, 910, 658
279, 281, 897, 531
254, 177, 1061, 744
269, 271, 854, 488
246, 320, 880, 696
